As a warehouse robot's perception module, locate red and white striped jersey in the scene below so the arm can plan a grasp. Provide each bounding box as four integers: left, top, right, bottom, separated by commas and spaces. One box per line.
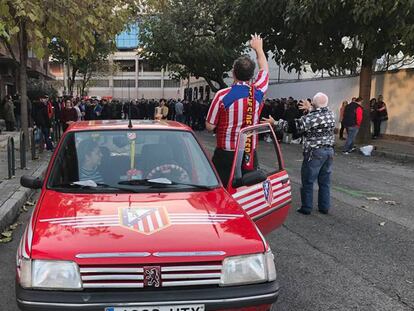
206, 70, 269, 151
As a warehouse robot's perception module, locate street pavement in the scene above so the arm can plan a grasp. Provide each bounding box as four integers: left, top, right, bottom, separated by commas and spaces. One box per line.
0, 131, 50, 233
0, 130, 413, 311
195, 132, 414, 311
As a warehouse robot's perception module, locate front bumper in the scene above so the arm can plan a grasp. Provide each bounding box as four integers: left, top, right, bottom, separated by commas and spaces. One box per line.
16, 281, 279, 311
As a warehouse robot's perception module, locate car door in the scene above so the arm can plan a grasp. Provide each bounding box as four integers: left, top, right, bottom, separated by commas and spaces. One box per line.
227, 124, 292, 235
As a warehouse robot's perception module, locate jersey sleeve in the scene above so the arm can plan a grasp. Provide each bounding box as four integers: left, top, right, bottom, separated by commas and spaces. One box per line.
206, 92, 222, 125
254, 70, 269, 94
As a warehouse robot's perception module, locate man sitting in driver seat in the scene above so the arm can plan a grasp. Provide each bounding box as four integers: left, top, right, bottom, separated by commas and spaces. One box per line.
78, 139, 104, 184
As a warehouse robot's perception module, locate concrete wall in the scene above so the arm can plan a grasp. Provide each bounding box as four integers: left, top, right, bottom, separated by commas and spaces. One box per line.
88, 87, 180, 101
267, 70, 414, 138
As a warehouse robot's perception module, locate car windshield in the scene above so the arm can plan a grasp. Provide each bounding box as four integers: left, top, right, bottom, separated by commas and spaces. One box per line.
47, 129, 219, 192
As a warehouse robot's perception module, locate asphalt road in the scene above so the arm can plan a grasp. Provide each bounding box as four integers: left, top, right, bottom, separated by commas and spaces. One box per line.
0, 131, 413, 311
196, 131, 414, 311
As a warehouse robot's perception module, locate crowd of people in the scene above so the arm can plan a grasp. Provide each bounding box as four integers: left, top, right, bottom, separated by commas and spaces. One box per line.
1, 92, 388, 148
45, 96, 212, 132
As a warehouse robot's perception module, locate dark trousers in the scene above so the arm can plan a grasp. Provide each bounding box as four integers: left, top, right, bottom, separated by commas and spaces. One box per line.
212, 148, 235, 187
212, 148, 259, 187
373, 119, 382, 137
301, 147, 334, 212
339, 122, 346, 139
41, 127, 54, 151
5, 121, 15, 131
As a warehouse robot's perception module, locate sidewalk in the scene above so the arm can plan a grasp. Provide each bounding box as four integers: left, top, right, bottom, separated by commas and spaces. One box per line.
371, 138, 414, 162
0, 130, 51, 233
335, 136, 414, 163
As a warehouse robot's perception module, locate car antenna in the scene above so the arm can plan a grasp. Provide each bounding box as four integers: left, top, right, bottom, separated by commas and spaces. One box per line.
128, 100, 133, 128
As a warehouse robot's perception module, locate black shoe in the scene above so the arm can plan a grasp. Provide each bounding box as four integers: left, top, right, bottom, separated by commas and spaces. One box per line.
318, 209, 329, 215
297, 208, 311, 215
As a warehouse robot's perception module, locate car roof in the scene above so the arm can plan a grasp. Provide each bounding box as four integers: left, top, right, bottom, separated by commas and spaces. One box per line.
67, 120, 192, 132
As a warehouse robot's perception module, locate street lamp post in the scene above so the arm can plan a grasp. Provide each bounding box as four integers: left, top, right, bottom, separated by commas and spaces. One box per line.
128, 65, 131, 102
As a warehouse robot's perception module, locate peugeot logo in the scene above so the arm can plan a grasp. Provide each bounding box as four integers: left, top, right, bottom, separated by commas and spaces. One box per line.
143, 266, 161, 288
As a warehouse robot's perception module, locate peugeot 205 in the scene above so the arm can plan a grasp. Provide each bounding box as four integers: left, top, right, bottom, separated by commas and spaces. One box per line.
17, 120, 292, 311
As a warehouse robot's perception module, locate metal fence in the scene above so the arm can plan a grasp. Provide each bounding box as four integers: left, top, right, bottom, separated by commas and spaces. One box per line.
6, 123, 62, 179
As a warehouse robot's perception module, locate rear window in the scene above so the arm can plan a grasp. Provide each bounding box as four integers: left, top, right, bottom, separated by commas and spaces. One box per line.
47, 130, 219, 192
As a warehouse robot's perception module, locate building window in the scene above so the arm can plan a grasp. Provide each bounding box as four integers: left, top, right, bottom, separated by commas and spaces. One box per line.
89, 80, 110, 88
138, 79, 161, 88
194, 87, 198, 100
164, 80, 180, 88
114, 60, 136, 72
139, 60, 161, 72
205, 85, 210, 100
115, 24, 139, 50
114, 80, 136, 88
199, 86, 204, 100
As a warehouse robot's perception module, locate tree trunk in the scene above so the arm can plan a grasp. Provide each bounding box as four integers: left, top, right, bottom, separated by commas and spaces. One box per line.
19, 21, 29, 150
357, 56, 373, 144
204, 76, 228, 93
204, 77, 219, 93
80, 71, 88, 96
69, 66, 78, 95
215, 76, 228, 90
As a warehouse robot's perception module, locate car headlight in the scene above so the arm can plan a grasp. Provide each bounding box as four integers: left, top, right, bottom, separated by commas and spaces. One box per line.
19, 259, 82, 290
220, 251, 277, 286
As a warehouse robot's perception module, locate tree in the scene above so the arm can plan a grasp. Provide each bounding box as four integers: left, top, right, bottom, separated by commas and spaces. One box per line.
49, 36, 115, 95
140, 0, 245, 92
236, 0, 414, 142
0, 0, 137, 148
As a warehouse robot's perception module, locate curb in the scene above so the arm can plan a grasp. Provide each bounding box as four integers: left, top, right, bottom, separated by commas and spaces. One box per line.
373, 150, 414, 163
0, 162, 48, 233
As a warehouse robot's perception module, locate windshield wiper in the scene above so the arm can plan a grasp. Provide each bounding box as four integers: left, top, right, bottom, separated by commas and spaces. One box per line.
52, 182, 137, 192
119, 178, 216, 190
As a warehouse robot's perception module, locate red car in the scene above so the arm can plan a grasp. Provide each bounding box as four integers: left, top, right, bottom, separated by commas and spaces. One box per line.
17, 120, 292, 311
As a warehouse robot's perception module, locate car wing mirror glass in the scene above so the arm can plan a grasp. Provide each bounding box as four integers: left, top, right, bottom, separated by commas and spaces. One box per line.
20, 175, 43, 189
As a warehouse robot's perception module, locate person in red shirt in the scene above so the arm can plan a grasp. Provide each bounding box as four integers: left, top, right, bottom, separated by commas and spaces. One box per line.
205, 34, 269, 186
61, 98, 78, 131
342, 97, 363, 154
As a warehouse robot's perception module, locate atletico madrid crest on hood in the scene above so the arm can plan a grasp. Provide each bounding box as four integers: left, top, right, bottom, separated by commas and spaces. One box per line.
119, 207, 171, 235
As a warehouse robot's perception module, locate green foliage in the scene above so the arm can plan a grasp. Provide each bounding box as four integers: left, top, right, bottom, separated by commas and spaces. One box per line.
140, 0, 246, 91
49, 36, 115, 94
0, 0, 138, 59
236, 0, 414, 73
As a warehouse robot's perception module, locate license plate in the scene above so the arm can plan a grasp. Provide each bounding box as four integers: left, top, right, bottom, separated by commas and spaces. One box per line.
105, 305, 205, 311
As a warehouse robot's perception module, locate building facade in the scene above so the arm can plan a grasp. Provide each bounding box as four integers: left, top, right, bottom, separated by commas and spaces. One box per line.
51, 24, 181, 100
0, 41, 54, 100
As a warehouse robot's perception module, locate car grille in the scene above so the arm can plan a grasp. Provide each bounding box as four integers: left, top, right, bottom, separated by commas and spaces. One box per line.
79, 262, 222, 289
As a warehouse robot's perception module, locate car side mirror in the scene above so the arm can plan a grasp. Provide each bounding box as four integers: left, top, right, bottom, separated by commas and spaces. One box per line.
241, 170, 267, 187
21, 175, 43, 189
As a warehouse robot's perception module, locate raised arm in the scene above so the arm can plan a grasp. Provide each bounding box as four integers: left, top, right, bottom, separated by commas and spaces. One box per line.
250, 34, 269, 73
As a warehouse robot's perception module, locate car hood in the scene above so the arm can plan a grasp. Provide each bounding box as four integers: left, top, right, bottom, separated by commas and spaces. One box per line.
30, 189, 265, 264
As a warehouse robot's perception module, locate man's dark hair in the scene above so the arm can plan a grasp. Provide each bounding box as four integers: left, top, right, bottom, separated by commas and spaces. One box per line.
233, 55, 255, 82
356, 97, 363, 102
